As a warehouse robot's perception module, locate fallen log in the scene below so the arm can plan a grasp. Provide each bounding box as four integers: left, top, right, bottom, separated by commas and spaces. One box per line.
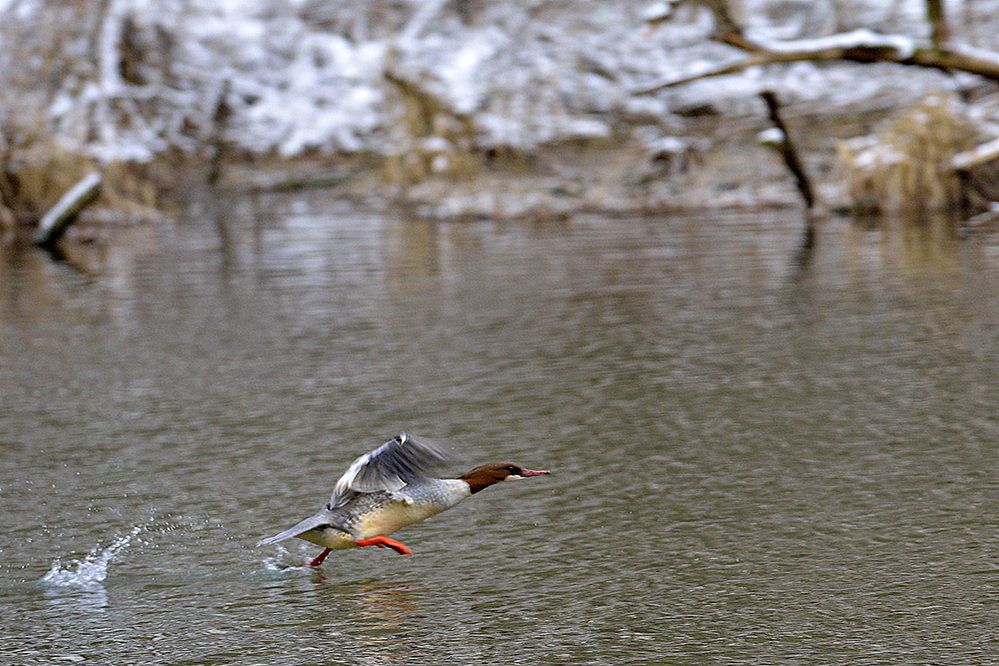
32, 172, 102, 248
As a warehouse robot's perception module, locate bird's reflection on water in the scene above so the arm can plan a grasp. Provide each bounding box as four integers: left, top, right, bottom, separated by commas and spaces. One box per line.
309, 573, 423, 658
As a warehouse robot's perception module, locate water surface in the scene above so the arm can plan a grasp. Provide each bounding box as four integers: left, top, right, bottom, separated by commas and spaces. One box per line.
3, 198, 999, 664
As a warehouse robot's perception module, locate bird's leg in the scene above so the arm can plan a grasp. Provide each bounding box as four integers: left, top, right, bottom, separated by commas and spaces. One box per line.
355, 536, 412, 556
309, 547, 333, 567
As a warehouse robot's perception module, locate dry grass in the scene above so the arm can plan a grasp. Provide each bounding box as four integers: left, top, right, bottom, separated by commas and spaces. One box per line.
1, 128, 159, 224
837, 93, 980, 215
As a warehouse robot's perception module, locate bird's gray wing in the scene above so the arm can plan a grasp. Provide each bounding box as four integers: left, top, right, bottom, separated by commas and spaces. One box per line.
329, 432, 451, 507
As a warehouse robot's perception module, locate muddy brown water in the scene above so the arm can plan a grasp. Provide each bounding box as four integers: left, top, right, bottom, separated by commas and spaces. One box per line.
3, 197, 999, 664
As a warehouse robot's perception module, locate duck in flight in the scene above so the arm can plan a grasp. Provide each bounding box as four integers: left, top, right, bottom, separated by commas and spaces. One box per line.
258, 433, 551, 566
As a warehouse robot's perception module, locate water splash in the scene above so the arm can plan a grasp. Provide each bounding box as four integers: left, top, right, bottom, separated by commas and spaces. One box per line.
40, 525, 143, 588
261, 555, 289, 572
261, 544, 308, 573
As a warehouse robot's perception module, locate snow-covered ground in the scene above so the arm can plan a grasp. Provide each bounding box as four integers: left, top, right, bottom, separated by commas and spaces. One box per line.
1, 0, 998, 166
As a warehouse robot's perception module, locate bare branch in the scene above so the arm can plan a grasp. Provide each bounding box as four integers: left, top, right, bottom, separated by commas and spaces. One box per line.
633, 56, 770, 94
950, 137, 999, 172
634, 29, 999, 95
926, 0, 949, 48
760, 90, 815, 210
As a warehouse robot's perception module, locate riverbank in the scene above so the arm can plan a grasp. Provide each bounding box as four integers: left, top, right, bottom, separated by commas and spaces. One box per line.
6, 89, 996, 256
204, 115, 846, 221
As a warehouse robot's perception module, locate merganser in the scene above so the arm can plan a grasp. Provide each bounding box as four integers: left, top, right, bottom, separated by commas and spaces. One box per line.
258, 432, 551, 566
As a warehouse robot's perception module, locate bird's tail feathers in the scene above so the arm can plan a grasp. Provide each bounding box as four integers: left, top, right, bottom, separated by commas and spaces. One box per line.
257, 513, 328, 547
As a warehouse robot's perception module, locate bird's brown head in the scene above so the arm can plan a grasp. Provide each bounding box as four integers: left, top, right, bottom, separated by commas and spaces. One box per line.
459, 462, 551, 494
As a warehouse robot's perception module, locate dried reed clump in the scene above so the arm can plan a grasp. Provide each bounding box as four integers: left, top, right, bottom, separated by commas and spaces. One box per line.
1, 129, 158, 224
6, 140, 97, 217
837, 94, 980, 215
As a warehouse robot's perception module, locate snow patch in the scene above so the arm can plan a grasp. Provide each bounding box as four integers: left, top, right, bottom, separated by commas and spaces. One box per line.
3, 0, 994, 163
755, 29, 917, 60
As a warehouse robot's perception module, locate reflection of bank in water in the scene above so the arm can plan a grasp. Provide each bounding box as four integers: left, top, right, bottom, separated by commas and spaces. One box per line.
312, 576, 422, 650
355, 581, 418, 627
790, 210, 964, 285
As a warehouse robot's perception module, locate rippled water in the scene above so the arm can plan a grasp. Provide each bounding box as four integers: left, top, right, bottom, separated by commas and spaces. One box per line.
3, 197, 999, 664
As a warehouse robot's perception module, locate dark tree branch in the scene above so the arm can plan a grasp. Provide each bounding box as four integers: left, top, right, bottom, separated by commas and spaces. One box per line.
926, 0, 949, 48
760, 90, 815, 210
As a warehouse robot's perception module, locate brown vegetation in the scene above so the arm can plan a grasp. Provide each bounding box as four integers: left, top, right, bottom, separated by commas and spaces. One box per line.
837, 94, 980, 214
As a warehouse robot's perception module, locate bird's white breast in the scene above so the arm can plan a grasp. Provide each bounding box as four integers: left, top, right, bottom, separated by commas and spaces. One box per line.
353, 479, 471, 540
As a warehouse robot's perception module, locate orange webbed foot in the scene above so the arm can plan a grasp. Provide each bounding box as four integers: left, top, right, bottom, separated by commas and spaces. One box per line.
355, 536, 412, 556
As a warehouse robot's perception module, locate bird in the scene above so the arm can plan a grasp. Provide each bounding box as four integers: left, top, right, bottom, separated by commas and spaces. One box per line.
258, 432, 551, 566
